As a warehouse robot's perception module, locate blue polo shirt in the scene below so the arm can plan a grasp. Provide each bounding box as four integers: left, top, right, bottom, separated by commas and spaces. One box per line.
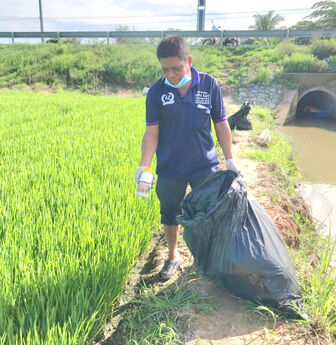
146, 66, 226, 180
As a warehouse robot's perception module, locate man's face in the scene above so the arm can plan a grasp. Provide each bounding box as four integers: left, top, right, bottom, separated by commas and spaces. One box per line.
160, 56, 192, 86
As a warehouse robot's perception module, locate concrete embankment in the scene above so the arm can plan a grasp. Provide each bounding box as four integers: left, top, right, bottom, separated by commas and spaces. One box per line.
297, 183, 336, 265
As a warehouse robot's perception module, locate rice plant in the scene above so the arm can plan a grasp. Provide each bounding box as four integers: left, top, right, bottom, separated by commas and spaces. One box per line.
0, 90, 159, 344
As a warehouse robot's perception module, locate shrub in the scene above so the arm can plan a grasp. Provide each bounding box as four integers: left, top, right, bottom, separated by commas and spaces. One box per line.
275, 41, 297, 57
311, 39, 336, 60
283, 52, 325, 72
327, 55, 336, 72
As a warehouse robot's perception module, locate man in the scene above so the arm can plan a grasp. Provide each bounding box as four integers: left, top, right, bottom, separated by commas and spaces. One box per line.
211, 20, 220, 31
135, 35, 240, 280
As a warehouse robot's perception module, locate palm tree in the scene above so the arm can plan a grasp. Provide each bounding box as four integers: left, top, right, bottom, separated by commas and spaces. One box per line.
249, 10, 285, 31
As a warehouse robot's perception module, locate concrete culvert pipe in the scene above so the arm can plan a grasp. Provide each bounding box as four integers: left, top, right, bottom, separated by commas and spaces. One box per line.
296, 90, 336, 120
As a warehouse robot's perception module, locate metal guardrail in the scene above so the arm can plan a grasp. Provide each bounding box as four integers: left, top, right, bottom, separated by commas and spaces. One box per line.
0, 29, 335, 43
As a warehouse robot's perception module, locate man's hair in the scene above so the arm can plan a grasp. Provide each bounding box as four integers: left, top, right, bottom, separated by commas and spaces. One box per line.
156, 35, 190, 61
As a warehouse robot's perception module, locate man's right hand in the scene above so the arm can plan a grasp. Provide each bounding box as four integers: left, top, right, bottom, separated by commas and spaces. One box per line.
226, 159, 241, 175
135, 166, 147, 184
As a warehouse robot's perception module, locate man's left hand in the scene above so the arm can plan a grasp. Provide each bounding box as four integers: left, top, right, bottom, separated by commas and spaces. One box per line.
226, 159, 241, 174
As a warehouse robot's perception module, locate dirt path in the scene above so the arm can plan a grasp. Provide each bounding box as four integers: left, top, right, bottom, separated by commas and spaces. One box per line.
107, 97, 312, 345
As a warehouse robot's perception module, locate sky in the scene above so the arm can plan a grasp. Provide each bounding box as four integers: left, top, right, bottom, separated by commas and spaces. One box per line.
0, 0, 320, 43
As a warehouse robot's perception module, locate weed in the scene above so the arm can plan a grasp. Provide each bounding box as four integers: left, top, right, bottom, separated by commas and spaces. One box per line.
117, 285, 211, 345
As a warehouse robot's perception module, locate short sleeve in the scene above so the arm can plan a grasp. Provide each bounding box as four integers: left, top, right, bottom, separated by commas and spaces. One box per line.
146, 87, 161, 126
210, 79, 227, 123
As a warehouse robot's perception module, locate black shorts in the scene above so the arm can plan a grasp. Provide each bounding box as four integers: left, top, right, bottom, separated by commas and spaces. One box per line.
155, 174, 210, 226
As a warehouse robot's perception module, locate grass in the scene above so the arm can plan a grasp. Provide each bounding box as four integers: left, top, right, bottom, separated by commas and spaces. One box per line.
247, 66, 274, 86
287, 217, 336, 343
301, 234, 336, 334
116, 284, 211, 345
0, 40, 335, 95
0, 44, 161, 93
237, 104, 336, 342
1, 39, 336, 343
0, 44, 229, 93
0, 90, 159, 344
252, 215, 336, 343
248, 133, 300, 195
240, 105, 300, 195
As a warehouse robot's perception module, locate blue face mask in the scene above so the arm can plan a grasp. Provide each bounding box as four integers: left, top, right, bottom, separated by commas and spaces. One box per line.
164, 73, 191, 89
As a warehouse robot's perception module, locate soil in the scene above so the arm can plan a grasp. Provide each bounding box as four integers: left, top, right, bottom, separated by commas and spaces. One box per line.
100, 97, 318, 345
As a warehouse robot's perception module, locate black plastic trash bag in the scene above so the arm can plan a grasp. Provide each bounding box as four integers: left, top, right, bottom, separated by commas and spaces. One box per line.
177, 170, 303, 318
227, 102, 252, 130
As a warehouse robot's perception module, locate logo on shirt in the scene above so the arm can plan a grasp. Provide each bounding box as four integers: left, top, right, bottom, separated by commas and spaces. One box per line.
197, 104, 208, 109
161, 92, 175, 106
195, 91, 210, 105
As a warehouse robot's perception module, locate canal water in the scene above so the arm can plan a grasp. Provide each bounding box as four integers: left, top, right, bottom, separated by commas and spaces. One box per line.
280, 118, 336, 185
279, 117, 336, 264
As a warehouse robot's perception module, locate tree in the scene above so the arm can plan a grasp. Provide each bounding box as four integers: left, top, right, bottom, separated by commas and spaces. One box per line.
248, 10, 285, 31
305, 1, 336, 29
166, 27, 181, 31
248, 11, 284, 45
290, 20, 319, 30
290, 20, 319, 44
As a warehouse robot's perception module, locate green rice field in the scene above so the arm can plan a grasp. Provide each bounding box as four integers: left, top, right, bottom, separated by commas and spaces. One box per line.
0, 90, 159, 344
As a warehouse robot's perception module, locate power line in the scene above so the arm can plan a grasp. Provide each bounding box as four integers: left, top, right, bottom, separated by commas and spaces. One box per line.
42, 18, 198, 29
0, 7, 314, 21
0, 13, 313, 29
208, 7, 313, 15
0, 6, 315, 32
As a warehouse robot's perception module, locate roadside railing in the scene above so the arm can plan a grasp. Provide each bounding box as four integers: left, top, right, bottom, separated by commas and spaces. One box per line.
0, 29, 335, 44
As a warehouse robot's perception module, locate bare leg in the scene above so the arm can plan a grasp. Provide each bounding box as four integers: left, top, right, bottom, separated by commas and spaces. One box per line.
163, 224, 181, 262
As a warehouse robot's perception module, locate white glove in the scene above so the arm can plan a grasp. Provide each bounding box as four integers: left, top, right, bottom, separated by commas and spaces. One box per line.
226, 159, 241, 174
135, 166, 147, 183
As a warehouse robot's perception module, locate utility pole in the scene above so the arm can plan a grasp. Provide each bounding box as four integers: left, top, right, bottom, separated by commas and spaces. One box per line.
197, 0, 206, 31
38, 0, 44, 43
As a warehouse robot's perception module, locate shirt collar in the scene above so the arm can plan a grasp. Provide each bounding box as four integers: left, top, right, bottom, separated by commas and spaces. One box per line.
191, 66, 200, 86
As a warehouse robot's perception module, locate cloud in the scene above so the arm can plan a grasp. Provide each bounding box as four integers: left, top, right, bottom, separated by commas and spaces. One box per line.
0, 0, 317, 32
115, 0, 194, 14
